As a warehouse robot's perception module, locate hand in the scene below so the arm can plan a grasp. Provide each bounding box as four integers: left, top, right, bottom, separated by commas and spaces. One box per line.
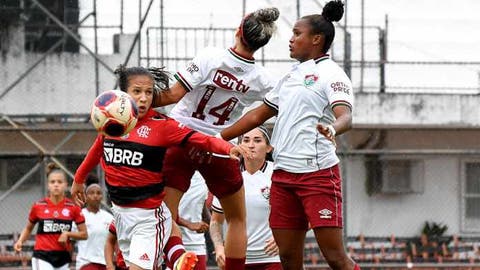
188, 147, 213, 164
187, 221, 209, 233
229, 144, 253, 161
13, 241, 22, 252
106, 264, 116, 270
214, 246, 226, 270
264, 237, 279, 256
57, 232, 71, 251
316, 123, 337, 147
70, 182, 86, 206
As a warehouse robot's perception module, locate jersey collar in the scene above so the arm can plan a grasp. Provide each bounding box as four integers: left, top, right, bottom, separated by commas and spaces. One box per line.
228, 47, 255, 64
314, 54, 330, 64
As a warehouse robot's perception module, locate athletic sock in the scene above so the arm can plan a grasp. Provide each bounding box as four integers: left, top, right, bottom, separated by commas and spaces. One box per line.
164, 236, 185, 269
225, 257, 245, 270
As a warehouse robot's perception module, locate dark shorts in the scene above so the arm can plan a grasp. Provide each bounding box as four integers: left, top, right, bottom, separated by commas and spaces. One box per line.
163, 145, 243, 198
269, 165, 343, 230
245, 262, 282, 270
80, 263, 107, 270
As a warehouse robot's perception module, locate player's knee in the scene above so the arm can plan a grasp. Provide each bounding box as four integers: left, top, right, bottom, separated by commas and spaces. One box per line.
322, 249, 352, 270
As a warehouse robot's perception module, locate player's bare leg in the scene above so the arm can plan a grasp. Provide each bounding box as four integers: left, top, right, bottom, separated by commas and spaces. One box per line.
271, 229, 306, 270
314, 227, 356, 270
219, 186, 247, 269
164, 187, 184, 220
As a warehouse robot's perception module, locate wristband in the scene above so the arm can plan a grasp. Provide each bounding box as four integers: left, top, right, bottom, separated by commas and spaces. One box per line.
326, 125, 336, 137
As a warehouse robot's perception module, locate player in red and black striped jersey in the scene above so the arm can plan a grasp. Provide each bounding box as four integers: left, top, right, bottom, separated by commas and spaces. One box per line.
71, 66, 251, 270
14, 163, 87, 270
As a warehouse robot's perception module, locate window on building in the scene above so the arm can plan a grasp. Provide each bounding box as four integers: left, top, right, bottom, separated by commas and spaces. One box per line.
462, 161, 480, 232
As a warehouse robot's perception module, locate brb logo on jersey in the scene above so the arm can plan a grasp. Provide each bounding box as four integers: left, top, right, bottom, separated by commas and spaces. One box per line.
213, 70, 250, 93
103, 142, 144, 166
43, 220, 71, 233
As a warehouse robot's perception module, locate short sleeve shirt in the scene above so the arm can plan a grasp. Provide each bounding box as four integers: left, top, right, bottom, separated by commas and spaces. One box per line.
264, 56, 354, 172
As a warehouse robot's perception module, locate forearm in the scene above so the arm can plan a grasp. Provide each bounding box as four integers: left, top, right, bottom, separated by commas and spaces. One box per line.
331, 112, 352, 136
65, 230, 87, 240
187, 133, 232, 155
177, 216, 191, 228
104, 239, 116, 268
17, 226, 33, 244
209, 220, 224, 249
220, 103, 276, 141
153, 81, 187, 107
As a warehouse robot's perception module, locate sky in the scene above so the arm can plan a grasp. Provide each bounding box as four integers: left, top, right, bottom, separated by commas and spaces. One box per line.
77, 0, 480, 93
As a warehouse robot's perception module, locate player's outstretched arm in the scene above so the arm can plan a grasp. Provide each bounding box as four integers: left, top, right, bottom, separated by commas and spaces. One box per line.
220, 103, 276, 141
153, 81, 187, 107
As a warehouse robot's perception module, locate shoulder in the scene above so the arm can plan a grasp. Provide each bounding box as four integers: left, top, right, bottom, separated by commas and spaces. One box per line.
149, 110, 169, 121
35, 198, 48, 205
64, 198, 81, 209
318, 59, 350, 79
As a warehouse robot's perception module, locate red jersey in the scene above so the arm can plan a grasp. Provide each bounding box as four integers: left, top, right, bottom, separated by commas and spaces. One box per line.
28, 197, 85, 252
108, 222, 127, 270
75, 109, 233, 208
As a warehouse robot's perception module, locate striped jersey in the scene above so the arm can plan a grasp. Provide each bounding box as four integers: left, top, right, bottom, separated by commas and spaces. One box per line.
264, 55, 354, 172
170, 47, 277, 135
29, 197, 85, 252
74, 109, 233, 209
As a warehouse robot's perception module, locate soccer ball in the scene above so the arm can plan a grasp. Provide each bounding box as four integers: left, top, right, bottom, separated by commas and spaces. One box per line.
90, 90, 138, 137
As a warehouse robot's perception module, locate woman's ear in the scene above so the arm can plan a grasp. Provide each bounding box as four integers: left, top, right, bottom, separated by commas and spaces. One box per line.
312, 34, 324, 47
266, 145, 273, 154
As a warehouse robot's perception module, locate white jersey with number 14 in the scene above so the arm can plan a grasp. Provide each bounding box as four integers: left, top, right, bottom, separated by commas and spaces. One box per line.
169, 47, 276, 135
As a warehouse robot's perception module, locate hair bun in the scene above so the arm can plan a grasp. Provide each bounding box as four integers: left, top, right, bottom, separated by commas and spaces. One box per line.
254, 7, 280, 23
322, 0, 344, 22
46, 162, 61, 176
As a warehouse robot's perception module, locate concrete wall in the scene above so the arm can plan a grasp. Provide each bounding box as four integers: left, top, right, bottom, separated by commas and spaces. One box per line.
0, 25, 137, 115
344, 156, 461, 237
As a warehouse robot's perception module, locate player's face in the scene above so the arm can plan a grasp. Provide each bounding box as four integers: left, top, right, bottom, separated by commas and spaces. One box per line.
47, 172, 67, 197
86, 185, 103, 209
289, 19, 321, 62
126, 75, 154, 119
240, 128, 272, 162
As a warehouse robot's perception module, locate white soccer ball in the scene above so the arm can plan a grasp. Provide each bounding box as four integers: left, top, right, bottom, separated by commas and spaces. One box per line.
90, 90, 138, 137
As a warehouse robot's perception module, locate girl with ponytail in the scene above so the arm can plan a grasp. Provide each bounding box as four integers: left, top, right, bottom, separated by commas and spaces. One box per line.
219, 1, 360, 269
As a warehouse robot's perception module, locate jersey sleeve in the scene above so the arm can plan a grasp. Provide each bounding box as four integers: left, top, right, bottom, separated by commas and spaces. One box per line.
74, 135, 104, 184
73, 205, 86, 225
263, 76, 281, 111
27, 203, 38, 224
211, 196, 223, 214
108, 220, 116, 235
174, 47, 215, 92
161, 118, 233, 155
325, 72, 354, 110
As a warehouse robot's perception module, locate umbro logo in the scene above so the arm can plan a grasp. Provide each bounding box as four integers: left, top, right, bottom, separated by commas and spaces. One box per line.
139, 253, 150, 261
319, 208, 332, 219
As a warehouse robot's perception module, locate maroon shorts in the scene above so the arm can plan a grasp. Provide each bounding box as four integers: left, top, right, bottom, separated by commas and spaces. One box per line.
193, 255, 206, 270
80, 263, 106, 270
163, 145, 243, 198
245, 262, 282, 270
269, 165, 343, 230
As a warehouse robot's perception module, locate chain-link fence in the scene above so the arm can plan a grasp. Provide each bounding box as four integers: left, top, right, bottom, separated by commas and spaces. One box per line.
1, 0, 480, 268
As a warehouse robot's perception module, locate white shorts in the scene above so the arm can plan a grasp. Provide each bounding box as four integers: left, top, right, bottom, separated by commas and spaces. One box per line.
31, 257, 69, 270
112, 202, 172, 270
